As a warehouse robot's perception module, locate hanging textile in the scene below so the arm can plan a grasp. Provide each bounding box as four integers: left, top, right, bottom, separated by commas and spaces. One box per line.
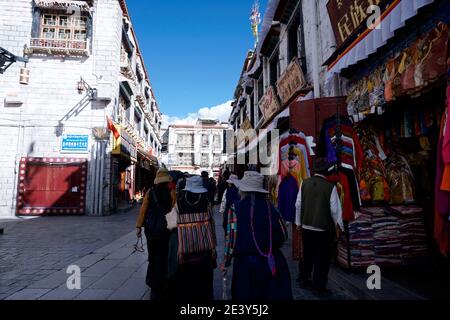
278, 132, 313, 192
443, 85, 450, 163
277, 175, 299, 222
317, 116, 362, 213
385, 153, 416, 205
328, 172, 354, 221
434, 112, 450, 256
355, 124, 391, 205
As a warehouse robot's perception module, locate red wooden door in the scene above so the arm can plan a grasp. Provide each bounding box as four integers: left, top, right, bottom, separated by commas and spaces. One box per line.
17, 158, 87, 215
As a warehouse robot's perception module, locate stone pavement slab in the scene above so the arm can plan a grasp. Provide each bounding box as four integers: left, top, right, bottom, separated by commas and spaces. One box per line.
39, 276, 100, 300
89, 267, 137, 290
27, 270, 68, 289
108, 277, 148, 300
82, 259, 123, 277
74, 289, 114, 300
5, 288, 50, 300
72, 253, 108, 268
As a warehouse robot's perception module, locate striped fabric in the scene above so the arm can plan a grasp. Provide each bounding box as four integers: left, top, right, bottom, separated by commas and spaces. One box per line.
224, 204, 238, 267
177, 211, 216, 261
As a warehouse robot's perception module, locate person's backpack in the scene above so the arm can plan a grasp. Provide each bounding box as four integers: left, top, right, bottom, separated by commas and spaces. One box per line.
144, 189, 169, 239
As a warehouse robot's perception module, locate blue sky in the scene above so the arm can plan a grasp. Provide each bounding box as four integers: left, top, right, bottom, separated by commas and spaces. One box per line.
127, 0, 266, 126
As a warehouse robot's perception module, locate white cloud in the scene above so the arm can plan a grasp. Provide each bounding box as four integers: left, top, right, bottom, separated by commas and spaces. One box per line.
161, 100, 233, 128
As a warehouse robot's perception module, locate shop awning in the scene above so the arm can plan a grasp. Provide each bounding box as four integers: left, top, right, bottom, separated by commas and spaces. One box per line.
34, 0, 91, 11
244, 54, 262, 79
325, 0, 434, 84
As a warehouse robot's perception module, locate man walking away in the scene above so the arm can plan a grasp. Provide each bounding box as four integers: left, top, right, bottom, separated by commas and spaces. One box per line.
218, 169, 231, 204
201, 171, 215, 205
294, 158, 343, 296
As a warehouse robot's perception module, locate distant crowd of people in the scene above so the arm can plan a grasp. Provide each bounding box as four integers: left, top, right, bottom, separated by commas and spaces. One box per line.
136, 158, 343, 300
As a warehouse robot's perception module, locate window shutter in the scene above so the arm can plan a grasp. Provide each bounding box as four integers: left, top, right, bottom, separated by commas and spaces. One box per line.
87, 14, 93, 50
31, 8, 41, 38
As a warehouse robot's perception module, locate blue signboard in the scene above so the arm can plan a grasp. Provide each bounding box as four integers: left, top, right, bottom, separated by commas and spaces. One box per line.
61, 134, 89, 153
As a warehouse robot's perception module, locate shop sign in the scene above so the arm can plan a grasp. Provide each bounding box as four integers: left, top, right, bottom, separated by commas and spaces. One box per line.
259, 86, 281, 122
327, 0, 382, 47
61, 134, 89, 153
112, 127, 137, 161
276, 58, 306, 105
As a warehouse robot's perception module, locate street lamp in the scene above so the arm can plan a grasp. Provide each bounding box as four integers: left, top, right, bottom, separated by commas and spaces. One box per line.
0, 46, 29, 84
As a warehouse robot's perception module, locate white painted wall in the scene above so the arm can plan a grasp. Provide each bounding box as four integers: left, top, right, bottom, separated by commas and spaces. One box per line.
166, 123, 228, 176
0, 0, 160, 217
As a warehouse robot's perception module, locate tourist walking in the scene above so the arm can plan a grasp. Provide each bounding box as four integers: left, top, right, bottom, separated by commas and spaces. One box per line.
169, 176, 217, 300
295, 157, 344, 296
136, 168, 176, 300
222, 171, 293, 300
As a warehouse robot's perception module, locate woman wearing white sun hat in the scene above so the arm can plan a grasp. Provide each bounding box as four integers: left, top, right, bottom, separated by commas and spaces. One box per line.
222, 171, 293, 300
168, 175, 217, 301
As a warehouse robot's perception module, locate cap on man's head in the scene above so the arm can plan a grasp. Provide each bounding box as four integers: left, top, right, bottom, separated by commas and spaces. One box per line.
201, 171, 209, 178
313, 157, 331, 174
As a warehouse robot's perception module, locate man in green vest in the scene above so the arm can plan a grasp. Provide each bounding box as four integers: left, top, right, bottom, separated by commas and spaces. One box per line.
295, 157, 343, 296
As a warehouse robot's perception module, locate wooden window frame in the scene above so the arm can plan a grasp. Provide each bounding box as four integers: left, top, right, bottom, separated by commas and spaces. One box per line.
40, 13, 87, 41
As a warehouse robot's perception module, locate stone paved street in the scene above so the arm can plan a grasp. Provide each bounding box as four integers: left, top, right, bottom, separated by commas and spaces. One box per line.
0, 206, 426, 300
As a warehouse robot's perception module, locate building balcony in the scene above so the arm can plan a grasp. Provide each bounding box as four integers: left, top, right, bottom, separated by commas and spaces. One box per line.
29, 38, 89, 56
135, 95, 146, 109
175, 144, 194, 150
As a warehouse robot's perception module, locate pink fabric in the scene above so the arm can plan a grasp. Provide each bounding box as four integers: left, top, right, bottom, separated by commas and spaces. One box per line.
443, 85, 450, 163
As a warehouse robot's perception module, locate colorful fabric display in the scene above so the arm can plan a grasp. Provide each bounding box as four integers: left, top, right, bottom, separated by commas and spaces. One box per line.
338, 206, 427, 268
385, 153, 416, 205
277, 175, 299, 222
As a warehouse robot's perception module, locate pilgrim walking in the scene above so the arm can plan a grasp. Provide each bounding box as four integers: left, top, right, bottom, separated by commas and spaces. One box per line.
169, 176, 217, 300
222, 171, 293, 300
136, 168, 176, 300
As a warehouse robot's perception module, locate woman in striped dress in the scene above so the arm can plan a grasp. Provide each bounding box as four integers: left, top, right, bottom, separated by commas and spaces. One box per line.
168, 176, 217, 300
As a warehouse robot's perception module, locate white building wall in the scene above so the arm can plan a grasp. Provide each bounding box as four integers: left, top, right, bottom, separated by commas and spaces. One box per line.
302, 0, 345, 98
166, 124, 228, 177
0, 0, 124, 217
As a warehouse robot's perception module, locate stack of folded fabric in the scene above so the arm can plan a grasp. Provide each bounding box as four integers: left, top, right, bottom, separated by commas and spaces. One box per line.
370, 207, 403, 266
338, 210, 374, 268
392, 206, 427, 264
337, 206, 427, 269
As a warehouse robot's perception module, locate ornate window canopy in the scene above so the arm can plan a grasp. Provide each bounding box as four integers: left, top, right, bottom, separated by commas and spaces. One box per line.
34, 0, 92, 12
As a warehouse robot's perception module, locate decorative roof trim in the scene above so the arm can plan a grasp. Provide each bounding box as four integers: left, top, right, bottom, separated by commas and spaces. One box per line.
34, 0, 90, 12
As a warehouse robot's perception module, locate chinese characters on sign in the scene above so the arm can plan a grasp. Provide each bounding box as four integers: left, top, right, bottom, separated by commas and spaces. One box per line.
61, 135, 89, 153
327, 0, 382, 47
111, 126, 137, 161
118, 130, 137, 161
259, 86, 281, 123
276, 57, 306, 105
